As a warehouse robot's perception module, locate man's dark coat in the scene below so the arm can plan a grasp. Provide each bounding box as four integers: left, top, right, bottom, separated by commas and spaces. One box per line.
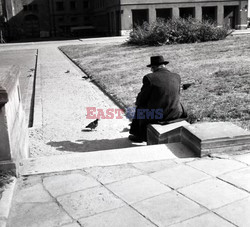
130, 67, 185, 139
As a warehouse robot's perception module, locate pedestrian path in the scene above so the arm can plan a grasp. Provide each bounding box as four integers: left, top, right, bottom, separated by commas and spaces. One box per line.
28, 40, 138, 157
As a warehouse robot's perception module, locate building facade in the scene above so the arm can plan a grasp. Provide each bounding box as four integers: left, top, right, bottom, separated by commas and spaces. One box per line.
1, 0, 249, 40
93, 0, 249, 36
2, 0, 92, 40
49, 0, 93, 37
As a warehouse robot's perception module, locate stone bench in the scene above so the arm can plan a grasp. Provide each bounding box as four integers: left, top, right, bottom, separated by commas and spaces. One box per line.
182, 122, 250, 157
147, 120, 190, 145
147, 120, 250, 157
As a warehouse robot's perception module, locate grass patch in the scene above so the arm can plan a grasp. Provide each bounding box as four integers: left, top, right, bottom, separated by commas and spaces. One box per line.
59, 35, 250, 130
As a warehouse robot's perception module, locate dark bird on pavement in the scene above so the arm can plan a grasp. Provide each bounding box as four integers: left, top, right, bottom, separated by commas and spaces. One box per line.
182, 82, 195, 90
85, 119, 99, 130
65, 70, 70, 73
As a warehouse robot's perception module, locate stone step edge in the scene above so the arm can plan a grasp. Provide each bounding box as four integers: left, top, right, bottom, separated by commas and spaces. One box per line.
19, 143, 196, 176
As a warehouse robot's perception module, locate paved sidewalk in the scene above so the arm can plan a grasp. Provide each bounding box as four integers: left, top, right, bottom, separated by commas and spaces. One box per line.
7, 153, 250, 227
25, 38, 139, 157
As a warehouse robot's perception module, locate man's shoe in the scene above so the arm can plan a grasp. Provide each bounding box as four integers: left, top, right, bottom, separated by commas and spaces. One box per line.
128, 135, 144, 143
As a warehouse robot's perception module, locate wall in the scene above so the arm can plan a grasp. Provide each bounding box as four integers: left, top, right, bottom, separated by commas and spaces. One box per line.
119, 0, 249, 34
8, 0, 50, 39
0, 66, 29, 173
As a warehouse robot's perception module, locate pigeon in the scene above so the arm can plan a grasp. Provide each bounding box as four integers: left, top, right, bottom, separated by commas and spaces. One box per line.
65, 70, 70, 73
85, 119, 99, 130
182, 82, 194, 90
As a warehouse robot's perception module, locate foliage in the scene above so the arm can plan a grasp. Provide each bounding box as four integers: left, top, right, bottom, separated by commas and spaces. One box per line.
127, 18, 229, 46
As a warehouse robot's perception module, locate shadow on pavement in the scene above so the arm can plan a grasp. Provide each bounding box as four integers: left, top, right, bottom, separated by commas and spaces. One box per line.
47, 137, 145, 153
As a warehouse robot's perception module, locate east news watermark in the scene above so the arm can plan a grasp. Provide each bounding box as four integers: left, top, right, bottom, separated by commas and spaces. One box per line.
86, 107, 163, 120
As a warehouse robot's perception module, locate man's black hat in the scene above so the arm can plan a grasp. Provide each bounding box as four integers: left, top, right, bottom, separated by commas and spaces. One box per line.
147, 55, 169, 67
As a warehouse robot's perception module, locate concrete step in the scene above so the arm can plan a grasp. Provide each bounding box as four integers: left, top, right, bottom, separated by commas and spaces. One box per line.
232, 29, 250, 35
19, 143, 196, 176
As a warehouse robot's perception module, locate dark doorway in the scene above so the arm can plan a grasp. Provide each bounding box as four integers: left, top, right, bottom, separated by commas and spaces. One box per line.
179, 7, 195, 19
202, 6, 217, 23
132, 9, 148, 27
156, 8, 172, 21
115, 10, 121, 35
224, 6, 238, 29
23, 14, 40, 38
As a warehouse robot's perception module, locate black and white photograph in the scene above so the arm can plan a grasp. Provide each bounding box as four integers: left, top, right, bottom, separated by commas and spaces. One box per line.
0, 0, 250, 226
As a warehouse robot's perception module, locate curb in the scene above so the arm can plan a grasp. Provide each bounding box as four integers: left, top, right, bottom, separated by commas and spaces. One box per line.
59, 48, 127, 112
0, 177, 17, 227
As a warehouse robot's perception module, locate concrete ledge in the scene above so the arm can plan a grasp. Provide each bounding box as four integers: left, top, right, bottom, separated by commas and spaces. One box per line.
0, 161, 16, 172
19, 143, 196, 175
0, 177, 16, 227
182, 122, 250, 157
0, 66, 20, 107
147, 121, 190, 145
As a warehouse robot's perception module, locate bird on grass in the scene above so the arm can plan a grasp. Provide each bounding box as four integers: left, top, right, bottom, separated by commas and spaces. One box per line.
85, 119, 99, 131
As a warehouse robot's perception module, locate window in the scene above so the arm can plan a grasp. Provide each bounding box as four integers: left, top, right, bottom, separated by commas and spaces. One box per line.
71, 17, 78, 22
70, 1, 76, 10
156, 8, 172, 20
179, 7, 195, 19
23, 4, 38, 12
58, 17, 64, 23
56, 2, 64, 11
33, 4, 38, 11
83, 1, 89, 9
23, 5, 28, 11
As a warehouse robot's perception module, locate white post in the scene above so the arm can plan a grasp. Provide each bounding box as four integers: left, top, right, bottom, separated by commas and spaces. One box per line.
248, 0, 250, 18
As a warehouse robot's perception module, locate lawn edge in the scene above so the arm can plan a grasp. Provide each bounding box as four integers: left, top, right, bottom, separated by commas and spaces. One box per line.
59, 47, 127, 111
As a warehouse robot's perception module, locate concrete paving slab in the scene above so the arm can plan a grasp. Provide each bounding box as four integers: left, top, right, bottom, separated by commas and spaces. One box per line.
7, 202, 72, 227
233, 152, 250, 165
182, 122, 250, 156
131, 159, 177, 173
84, 164, 143, 184
43, 172, 100, 197
0, 220, 6, 227
133, 191, 207, 226
169, 212, 235, 227
218, 167, 250, 192
78, 206, 155, 227
106, 175, 171, 204
215, 197, 250, 227
14, 182, 52, 203
178, 178, 249, 209
150, 164, 211, 189
57, 186, 125, 220
61, 223, 81, 227
187, 158, 247, 176
20, 143, 195, 175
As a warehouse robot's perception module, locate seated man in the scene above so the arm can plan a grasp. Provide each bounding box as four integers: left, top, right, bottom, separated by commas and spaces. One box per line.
129, 55, 187, 142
